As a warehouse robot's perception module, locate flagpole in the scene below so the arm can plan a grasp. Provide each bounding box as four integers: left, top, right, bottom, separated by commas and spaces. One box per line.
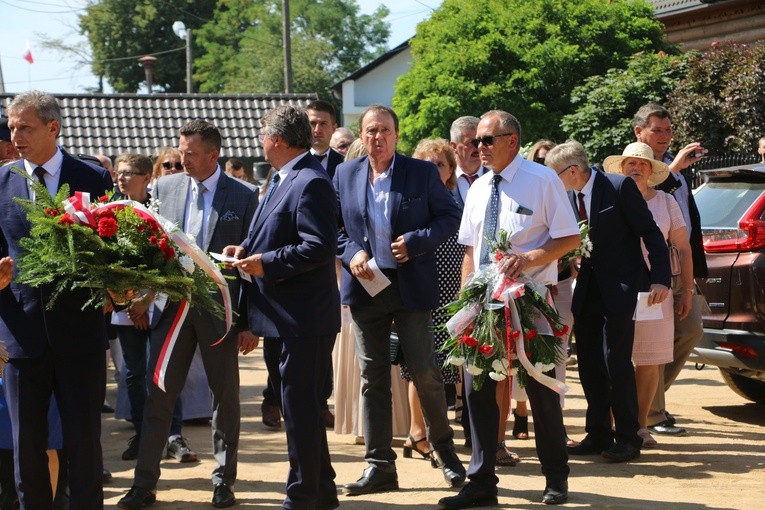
0, 53, 6, 93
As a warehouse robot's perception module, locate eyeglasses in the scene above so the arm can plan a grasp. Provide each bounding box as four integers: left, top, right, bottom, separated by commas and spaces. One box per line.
557, 165, 577, 176
117, 171, 149, 178
162, 161, 183, 171
335, 142, 351, 150
470, 132, 514, 149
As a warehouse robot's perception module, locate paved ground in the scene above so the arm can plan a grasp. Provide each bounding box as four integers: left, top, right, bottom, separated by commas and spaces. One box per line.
102, 350, 765, 509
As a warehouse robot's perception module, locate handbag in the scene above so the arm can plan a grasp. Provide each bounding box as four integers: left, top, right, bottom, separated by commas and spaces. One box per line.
664, 193, 682, 277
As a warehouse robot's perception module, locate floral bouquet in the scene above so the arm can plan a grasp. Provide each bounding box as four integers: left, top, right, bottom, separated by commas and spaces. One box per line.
561, 220, 592, 266
13, 176, 224, 318
440, 229, 569, 392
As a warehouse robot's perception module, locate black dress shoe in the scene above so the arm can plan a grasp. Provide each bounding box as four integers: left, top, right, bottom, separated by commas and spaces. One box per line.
317, 495, 340, 510
649, 421, 686, 435
212, 483, 236, 508
601, 442, 640, 463
117, 486, 156, 510
567, 436, 612, 455
438, 481, 498, 509
343, 466, 398, 495
432, 446, 466, 487
542, 480, 568, 505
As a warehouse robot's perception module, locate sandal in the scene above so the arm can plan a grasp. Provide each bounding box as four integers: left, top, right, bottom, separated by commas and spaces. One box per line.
402, 434, 433, 460
512, 410, 529, 440
638, 428, 658, 448
496, 442, 520, 467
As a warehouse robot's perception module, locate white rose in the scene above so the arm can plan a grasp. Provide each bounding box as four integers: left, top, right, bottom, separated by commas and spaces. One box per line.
488, 371, 507, 382
491, 358, 509, 374
465, 363, 483, 376
179, 254, 195, 274
448, 356, 466, 367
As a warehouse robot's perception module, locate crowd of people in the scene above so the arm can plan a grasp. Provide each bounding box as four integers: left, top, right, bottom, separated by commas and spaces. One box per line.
0, 90, 710, 510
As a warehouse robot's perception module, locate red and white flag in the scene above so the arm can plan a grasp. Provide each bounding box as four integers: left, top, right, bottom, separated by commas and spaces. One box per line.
22, 42, 33, 64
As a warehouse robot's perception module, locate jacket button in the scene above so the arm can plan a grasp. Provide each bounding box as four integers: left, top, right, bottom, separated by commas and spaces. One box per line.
363, 236, 368, 243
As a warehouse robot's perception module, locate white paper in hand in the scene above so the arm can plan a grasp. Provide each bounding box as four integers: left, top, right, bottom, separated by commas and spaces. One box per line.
358, 257, 391, 297
210, 252, 251, 282
633, 292, 664, 321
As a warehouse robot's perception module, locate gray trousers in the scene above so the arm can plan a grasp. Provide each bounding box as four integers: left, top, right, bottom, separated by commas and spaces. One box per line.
350, 278, 454, 471
648, 284, 703, 425
134, 304, 240, 489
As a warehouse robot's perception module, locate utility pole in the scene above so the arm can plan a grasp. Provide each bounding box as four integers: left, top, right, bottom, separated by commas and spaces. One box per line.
282, 0, 293, 93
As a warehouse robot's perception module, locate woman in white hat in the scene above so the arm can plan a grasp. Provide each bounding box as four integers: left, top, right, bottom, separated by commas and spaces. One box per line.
603, 142, 694, 448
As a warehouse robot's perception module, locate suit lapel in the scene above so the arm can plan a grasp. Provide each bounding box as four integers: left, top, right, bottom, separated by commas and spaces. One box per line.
389, 156, 404, 231
589, 171, 605, 231
205, 173, 227, 251
352, 157, 369, 228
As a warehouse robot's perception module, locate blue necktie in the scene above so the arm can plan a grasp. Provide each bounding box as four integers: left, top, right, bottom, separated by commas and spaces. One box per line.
480, 174, 502, 266
261, 173, 281, 209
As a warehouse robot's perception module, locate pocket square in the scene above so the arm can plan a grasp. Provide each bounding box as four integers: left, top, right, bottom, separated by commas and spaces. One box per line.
516, 205, 534, 215
220, 210, 240, 221
598, 206, 614, 213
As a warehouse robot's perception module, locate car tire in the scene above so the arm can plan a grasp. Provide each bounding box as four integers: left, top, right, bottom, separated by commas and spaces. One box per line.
719, 368, 765, 405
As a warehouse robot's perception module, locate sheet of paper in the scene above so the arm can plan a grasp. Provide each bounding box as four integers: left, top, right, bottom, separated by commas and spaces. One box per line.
634, 292, 664, 321
210, 252, 251, 282
357, 257, 391, 297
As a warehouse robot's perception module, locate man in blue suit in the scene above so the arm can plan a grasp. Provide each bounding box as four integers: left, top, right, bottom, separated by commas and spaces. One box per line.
334, 104, 465, 495
550, 141, 671, 463
225, 105, 340, 510
0, 91, 113, 509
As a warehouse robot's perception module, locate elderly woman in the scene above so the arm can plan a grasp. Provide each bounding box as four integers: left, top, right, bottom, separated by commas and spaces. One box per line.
398, 139, 464, 462
603, 142, 694, 448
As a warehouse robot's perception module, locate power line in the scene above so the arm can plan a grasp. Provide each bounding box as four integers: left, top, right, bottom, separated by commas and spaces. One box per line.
0, 0, 84, 14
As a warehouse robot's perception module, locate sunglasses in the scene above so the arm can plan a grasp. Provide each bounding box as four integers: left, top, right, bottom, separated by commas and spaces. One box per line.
470, 132, 514, 149
162, 161, 183, 171
533, 156, 546, 165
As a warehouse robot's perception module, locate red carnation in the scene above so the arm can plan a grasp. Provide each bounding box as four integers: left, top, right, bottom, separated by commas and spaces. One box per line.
462, 334, 478, 348
44, 207, 59, 217
98, 195, 109, 203
149, 235, 158, 245
509, 330, 521, 341
525, 329, 537, 340
58, 213, 74, 226
495, 251, 504, 261
478, 344, 494, 356
97, 217, 118, 238
97, 208, 115, 220
554, 324, 569, 337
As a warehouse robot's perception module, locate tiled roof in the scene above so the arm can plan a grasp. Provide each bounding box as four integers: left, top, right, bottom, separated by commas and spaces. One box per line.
0, 93, 317, 160
648, 0, 709, 16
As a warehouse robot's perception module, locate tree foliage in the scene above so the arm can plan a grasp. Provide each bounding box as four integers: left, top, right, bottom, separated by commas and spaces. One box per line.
561, 52, 686, 164
667, 41, 765, 155
79, 0, 217, 93
194, 0, 390, 100
392, 0, 671, 154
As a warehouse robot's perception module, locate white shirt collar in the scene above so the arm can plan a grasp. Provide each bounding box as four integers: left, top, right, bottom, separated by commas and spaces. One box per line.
24, 147, 63, 179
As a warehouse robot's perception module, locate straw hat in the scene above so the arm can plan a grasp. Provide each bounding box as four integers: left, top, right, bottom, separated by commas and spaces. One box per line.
603, 142, 670, 187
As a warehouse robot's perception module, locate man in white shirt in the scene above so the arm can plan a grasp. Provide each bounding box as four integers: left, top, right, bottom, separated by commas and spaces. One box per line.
449, 116, 486, 207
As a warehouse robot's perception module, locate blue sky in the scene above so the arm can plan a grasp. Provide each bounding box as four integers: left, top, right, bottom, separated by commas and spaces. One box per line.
0, 0, 440, 94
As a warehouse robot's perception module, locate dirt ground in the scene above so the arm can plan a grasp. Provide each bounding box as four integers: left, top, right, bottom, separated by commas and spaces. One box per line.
102, 351, 765, 509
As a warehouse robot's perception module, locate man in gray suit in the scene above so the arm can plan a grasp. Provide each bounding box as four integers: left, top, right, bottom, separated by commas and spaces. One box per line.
118, 120, 259, 509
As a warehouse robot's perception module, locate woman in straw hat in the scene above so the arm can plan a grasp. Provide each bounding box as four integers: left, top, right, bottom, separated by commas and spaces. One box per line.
603, 142, 694, 448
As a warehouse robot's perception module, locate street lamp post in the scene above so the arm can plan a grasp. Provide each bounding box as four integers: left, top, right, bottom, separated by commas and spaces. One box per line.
138, 55, 157, 94
172, 21, 193, 94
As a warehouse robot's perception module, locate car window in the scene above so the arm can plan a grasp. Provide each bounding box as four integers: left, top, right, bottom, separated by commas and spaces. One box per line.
696, 181, 765, 229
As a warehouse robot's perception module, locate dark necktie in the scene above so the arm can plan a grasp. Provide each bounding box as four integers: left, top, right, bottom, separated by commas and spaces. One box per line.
33, 166, 47, 186
479, 175, 503, 265
463, 173, 476, 187
261, 173, 281, 209
316, 153, 328, 164
577, 192, 588, 223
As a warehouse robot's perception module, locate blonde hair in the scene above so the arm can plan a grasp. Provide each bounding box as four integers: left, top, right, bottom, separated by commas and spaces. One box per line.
413, 138, 457, 190
344, 139, 368, 161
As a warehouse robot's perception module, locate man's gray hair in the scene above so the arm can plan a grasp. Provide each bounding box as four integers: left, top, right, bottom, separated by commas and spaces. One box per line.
449, 116, 479, 143
544, 140, 590, 176
7, 90, 62, 136
262, 105, 312, 150
634, 103, 671, 128
481, 110, 522, 145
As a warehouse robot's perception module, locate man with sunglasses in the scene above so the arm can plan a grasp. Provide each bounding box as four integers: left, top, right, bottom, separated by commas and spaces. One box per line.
439, 110, 580, 508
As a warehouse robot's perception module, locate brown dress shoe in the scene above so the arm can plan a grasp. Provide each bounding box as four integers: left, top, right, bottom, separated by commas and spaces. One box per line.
261, 402, 282, 429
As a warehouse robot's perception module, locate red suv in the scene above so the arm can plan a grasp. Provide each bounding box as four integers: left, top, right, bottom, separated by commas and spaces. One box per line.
692, 164, 765, 404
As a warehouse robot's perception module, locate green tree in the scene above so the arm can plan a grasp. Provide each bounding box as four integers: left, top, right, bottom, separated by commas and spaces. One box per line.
392, 0, 671, 154
194, 0, 390, 100
667, 41, 765, 155
561, 51, 686, 164
79, 0, 217, 93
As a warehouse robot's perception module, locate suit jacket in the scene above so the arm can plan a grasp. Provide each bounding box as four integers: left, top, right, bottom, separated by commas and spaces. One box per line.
325, 147, 344, 180
0, 151, 113, 358
241, 153, 340, 338
655, 171, 707, 278
572, 171, 671, 316
153, 170, 258, 328
334, 153, 462, 310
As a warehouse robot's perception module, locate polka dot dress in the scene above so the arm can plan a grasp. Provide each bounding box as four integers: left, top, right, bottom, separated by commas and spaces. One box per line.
400, 233, 464, 383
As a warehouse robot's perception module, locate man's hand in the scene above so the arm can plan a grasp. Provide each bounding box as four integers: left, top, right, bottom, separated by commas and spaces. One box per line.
350, 250, 374, 280
390, 235, 409, 264
647, 283, 670, 306
496, 252, 529, 279
0, 257, 13, 290
237, 330, 260, 355
222, 245, 246, 270
233, 253, 264, 277
669, 142, 706, 174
